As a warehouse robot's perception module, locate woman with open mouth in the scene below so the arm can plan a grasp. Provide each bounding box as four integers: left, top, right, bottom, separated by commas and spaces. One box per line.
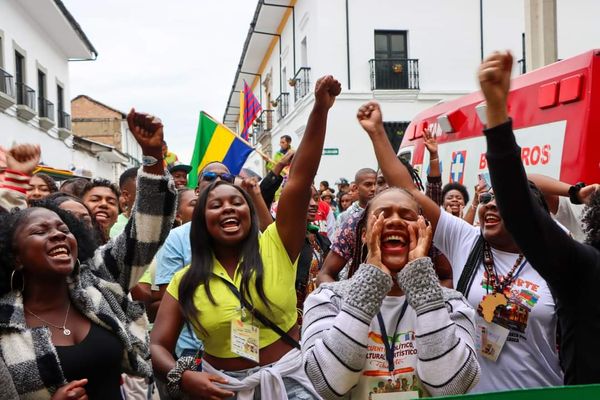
302, 187, 480, 399
150, 76, 341, 399
356, 87, 563, 392
0, 109, 176, 399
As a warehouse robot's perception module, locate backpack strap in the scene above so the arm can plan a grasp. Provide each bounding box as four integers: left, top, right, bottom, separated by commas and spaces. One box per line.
456, 235, 485, 297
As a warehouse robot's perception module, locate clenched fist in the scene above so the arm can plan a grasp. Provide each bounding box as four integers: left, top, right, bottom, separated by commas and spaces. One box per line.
314, 75, 341, 110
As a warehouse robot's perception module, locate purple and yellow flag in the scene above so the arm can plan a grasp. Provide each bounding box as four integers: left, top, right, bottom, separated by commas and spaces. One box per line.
239, 80, 262, 141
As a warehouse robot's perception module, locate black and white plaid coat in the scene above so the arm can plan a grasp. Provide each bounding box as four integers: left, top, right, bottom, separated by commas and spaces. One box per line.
0, 169, 176, 399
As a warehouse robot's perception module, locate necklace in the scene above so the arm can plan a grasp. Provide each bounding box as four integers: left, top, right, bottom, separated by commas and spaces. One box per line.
26, 303, 71, 336
478, 242, 527, 323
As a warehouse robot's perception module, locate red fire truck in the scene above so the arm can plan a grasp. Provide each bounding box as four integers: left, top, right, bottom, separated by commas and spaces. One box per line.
399, 49, 600, 190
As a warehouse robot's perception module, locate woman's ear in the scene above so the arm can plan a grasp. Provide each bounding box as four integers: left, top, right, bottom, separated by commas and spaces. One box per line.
361, 227, 367, 244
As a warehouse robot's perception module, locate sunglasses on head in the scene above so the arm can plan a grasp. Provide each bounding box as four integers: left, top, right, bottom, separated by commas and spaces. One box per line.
201, 171, 235, 183
479, 192, 495, 205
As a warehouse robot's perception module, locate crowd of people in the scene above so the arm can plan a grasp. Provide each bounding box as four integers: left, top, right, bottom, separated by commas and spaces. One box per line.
0, 52, 599, 400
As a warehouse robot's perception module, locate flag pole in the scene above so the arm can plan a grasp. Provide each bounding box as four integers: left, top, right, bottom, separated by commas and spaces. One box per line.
203, 111, 276, 165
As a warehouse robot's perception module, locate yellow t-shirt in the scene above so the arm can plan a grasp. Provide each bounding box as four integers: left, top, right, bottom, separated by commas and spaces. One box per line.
167, 223, 298, 358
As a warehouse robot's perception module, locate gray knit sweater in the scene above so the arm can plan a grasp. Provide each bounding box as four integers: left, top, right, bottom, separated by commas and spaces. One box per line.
302, 258, 480, 399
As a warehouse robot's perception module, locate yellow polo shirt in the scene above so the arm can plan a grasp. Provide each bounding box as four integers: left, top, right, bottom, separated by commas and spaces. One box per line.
166, 223, 298, 358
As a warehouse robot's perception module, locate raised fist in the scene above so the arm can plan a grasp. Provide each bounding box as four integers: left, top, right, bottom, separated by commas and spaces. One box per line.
314, 75, 341, 110
357, 101, 383, 136
478, 51, 513, 110
2, 143, 41, 175
127, 108, 164, 155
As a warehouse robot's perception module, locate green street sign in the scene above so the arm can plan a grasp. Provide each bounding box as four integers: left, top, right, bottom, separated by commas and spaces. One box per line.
323, 148, 339, 156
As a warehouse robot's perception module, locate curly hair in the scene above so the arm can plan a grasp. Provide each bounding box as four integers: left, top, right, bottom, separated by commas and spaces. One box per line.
81, 178, 120, 199
583, 189, 600, 249
0, 205, 98, 296
441, 182, 470, 205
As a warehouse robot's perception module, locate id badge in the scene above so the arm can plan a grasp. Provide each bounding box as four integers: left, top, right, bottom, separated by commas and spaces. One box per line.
372, 392, 419, 400
476, 319, 509, 362
231, 319, 260, 363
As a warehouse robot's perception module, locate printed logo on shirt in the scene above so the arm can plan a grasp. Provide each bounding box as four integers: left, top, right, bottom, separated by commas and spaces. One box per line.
354, 330, 428, 399
480, 272, 541, 334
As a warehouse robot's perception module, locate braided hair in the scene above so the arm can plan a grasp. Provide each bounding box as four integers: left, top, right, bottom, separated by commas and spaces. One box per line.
398, 157, 424, 191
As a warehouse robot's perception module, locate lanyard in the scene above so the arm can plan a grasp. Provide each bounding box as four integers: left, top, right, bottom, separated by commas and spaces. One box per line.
485, 259, 528, 295
376, 301, 409, 374
214, 274, 301, 350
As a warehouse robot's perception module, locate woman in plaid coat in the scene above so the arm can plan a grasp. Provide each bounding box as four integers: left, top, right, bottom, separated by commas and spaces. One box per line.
0, 110, 176, 399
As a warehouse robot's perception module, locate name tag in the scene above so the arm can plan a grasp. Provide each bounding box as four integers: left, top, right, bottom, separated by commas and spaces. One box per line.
476, 319, 509, 362
231, 319, 260, 363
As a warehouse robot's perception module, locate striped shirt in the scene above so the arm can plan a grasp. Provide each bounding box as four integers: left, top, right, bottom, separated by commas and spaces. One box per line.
302, 259, 480, 399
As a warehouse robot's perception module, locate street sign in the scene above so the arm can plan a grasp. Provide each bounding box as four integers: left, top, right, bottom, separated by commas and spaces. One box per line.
323, 148, 339, 156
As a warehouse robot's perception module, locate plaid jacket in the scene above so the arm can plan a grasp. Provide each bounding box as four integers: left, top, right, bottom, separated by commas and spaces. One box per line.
0, 169, 176, 399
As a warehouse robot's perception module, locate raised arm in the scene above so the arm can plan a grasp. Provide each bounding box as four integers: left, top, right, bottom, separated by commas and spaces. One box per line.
480, 52, 599, 291
97, 109, 177, 291
241, 176, 273, 232
260, 150, 294, 208
0, 144, 40, 210
357, 102, 442, 231
277, 76, 341, 261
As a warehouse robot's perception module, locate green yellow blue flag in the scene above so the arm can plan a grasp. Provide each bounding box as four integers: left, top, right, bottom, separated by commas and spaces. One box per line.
188, 112, 254, 188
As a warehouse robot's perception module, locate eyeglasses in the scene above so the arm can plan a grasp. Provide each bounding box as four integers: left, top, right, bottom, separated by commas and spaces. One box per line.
479, 192, 495, 205
200, 171, 235, 183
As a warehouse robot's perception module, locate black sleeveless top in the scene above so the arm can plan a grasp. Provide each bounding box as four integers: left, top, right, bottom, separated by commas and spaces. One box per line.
55, 323, 124, 399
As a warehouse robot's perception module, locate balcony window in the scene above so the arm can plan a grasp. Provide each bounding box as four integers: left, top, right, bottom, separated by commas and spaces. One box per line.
291, 67, 311, 102
0, 67, 14, 98
275, 93, 289, 121
253, 109, 273, 143
58, 111, 71, 130
371, 30, 419, 90
16, 82, 36, 110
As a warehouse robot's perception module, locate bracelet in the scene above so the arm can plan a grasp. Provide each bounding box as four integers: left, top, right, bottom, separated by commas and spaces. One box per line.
568, 182, 586, 205
142, 155, 160, 167
166, 356, 196, 397
430, 157, 439, 162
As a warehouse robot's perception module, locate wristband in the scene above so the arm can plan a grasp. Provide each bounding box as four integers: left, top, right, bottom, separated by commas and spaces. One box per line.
142, 155, 160, 167
430, 157, 439, 162
568, 182, 586, 205
166, 356, 196, 397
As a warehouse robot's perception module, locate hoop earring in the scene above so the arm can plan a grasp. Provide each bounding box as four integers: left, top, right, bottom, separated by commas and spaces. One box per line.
10, 269, 24, 293
74, 259, 81, 273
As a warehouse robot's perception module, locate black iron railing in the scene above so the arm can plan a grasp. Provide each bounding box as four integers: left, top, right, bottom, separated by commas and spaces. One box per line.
518, 59, 526, 75
369, 58, 419, 90
275, 93, 289, 121
0, 68, 15, 98
38, 98, 55, 120
253, 109, 274, 145
16, 82, 36, 110
58, 111, 71, 130
291, 67, 311, 102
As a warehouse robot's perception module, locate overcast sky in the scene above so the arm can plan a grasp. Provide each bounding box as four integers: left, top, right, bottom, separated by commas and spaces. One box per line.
63, 0, 257, 164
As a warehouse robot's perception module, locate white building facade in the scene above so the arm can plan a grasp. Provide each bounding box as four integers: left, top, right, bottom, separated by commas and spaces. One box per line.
0, 0, 134, 181
223, 0, 600, 185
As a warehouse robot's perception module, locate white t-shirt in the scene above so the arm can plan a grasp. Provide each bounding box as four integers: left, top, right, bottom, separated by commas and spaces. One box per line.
433, 211, 563, 392
352, 296, 428, 399
554, 196, 585, 243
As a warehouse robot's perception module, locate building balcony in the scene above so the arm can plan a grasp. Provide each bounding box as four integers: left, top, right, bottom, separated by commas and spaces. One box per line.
369, 58, 420, 90
0, 68, 16, 111
57, 111, 72, 139
16, 83, 36, 120
253, 109, 273, 144
291, 67, 311, 102
275, 93, 289, 121
38, 98, 55, 131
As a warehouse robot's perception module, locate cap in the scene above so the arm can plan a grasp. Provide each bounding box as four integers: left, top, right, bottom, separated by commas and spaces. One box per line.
168, 161, 192, 174
335, 178, 349, 185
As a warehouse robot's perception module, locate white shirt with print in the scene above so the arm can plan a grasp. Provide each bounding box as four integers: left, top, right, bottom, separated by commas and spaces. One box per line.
433, 211, 563, 392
